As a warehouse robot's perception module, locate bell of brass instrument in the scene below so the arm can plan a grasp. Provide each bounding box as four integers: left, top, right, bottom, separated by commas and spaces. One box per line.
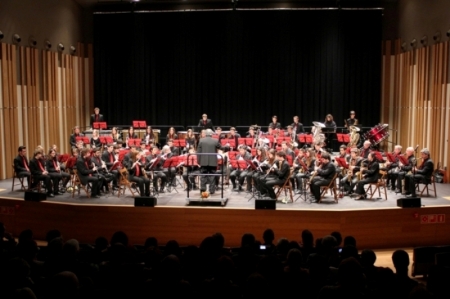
348, 126, 360, 147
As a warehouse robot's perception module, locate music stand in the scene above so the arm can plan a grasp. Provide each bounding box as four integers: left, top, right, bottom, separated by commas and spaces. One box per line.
238, 138, 246, 147
386, 152, 397, 163
373, 151, 384, 163
82, 137, 90, 146
398, 155, 409, 166
245, 138, 254, 147
99, 137, 107, 145
305, 135, 313, 144
162, 157, 176, 193
93, 122, 107, 136
335, 157, 349, 169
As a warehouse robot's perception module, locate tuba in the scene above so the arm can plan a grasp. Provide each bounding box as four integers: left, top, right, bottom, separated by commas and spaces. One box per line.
348, 126, 360, 147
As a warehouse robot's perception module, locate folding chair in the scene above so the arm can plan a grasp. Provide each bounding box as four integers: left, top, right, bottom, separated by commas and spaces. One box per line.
366, 170, 388, 200
274, 170, 294, 203
117, 168, 137, 197
12, 165, 27, 191
415, 175, 437, 198
71, 169, 90, 198
319, 173, 338, 203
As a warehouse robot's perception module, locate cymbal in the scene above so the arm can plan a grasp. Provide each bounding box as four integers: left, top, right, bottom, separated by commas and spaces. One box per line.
350, 126, 360, 132
312, 121, 325, 128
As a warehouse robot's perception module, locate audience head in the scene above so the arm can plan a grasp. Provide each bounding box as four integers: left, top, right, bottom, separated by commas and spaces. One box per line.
110, 231, 129, 247
392, 249, 410, 272
331, 231, 342, 246
263, 228, 275, 245
360, 249, 376, 267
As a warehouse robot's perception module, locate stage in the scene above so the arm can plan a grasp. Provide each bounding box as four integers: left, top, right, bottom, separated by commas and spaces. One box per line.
1, 178, 450, 250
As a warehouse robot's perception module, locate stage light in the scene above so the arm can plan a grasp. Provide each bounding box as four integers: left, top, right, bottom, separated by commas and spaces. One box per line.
57, 43, 64, 51
70, 45, 76, 55
410, 39, 417, 48
29, 36, 37, 47
0, 31, 4, 40
401, 42, 407, 52
13, 34, 21, 44
420, 35, 427, 46
433, 31, 441, 42
45, 40, 52, 49
447, 29, 450, 37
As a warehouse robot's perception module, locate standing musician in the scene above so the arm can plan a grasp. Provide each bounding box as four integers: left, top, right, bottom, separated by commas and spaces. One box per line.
394, 146, 416, 194
404, 148, 434, 197
353, 152, 380, 200
146, 146, 168, 193
230, 145, 252, 191
90, 129, 102, 149
14, 146, 32, 189
359, 140, 372, 159
128, 151, 150, 196
76, 148, 104, 198
90, 107, 105, 129
70, 126, 84, 148
309, 152, 337, 203
102, 144, 120, 190
30, 150, 58, 197
268, 115, 281, 130
344, 110, 358, 129
111, 127, 122, 144
91, 147, 114, 193
384, 145, 402, 191
46, 149, 70, 194
258, 151, 290, 200
341, 148, 363, 195
294, 148, 316, 194
143, 126, 155, 146
185, 129, 197, 150
323, 114, 337, 150
198, 113, 215, 131
166, 127, 178, 141
182, 147, 200, 191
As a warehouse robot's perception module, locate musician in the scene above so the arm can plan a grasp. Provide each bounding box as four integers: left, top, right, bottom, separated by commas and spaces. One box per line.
345, 110, 358, 128
102, 144, 120, 189
309, 152, 337, 203
185, 129, 197, 150
395, 146, 416, 193
92, 147, 114, 192
128, 151, 150, 196
126, 126, 138, 140
268, 115, 281, 130
294, 148, 316, 193
285, 126, 298, 148
161, 145, 177, 187
214, 127, 225, 141
353, 152, 380, 200
146, 146, 167, 193
65, 148, 79, 173
90, 107, 105, 128
76, 148, 104, 198
228, 127, 240, 150
182, 147, 200, 191
245, 147, 266, 192
290, 148, 305, 191
166, 139, 180, 156
197, 129, 222, 194
70, 126, 84, 148
166, 127, 178, 141
334, 145, 350, 180
111, 127, 122, 144
200, 130, 206, 139
290, 116, 305, 134
198, 113, 214, 130
143, 126, 155, 146
359, 140, 372, 159
14, 146, 32, 189
90, 129, 102, 149
281, 141, 295, 162
230, 145, 252, 191
29, 150, 57, 197
341, 148, 363, 195
259, 151, 290, 200
385, 145, 402, 190
404, 148, 434, 197
46, 149, 70, 194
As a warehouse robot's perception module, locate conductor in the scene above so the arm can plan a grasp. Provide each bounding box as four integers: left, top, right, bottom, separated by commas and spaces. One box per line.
198, 113, 214, 131
197, 129, 221, 194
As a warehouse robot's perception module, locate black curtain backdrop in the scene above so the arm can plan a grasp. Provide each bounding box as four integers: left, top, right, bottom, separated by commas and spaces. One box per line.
94, 10, 382, 131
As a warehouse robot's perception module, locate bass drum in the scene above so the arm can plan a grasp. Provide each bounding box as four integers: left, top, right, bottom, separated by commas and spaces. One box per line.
364, 124, 389, 145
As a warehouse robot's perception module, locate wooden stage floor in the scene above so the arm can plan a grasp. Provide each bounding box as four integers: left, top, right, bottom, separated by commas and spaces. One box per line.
1, 178, 450, 249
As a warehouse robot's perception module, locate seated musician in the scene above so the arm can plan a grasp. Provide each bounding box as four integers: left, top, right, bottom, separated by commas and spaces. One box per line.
227, 127, 240, 150
65, 148, 79, 174
309, 152, 337, 203
247, 127, 257, 140
230, 145, 252, 191
14, 146, 32, 189
268, 115, 281, 130
341, 148, 363, 196
182, 147, 200, 191
344, 110, 358, 129
70, 126, 84, 148
248, 147, 267, 192
146, 146, 167, 193
46, 149, 70, 193
284, 125, 298, 148
92, 147, 114, 193
160, 145, 177, 187
404, 148, 434, 197
360, 140, 371, 159
294, 148, 316, 193
290, 148, 305, 192
259, 151, 290, 200
102, 144, 120, 190
384, 145, 402, 190
185, 129, 197, 150
353, 152, 380, 200
281, 141, 295, 162
111, 127, 122, 144
143, 126, 154, 146
335, 145, 350, 177
76, 148, 104, 198
128, 151, 150, 196
166, 127, 178, 141
167, 139, 180, 156
90, 129, 102, 149
291, 116, 305, 134
30, 150, 58, 197
394, 146, 416, 193
215, 127, 225, 142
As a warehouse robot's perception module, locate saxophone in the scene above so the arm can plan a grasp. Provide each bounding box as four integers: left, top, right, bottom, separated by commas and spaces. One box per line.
308, 162, 322, 184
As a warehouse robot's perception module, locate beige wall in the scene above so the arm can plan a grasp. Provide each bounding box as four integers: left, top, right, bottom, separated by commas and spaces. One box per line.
0, 0, 91, 52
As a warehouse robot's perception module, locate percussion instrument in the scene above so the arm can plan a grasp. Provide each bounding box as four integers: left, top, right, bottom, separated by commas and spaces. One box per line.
363, 124, 389, 145
178, 131, 187, 139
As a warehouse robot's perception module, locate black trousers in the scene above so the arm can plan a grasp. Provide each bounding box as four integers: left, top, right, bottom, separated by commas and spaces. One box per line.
200, 166, 216, 192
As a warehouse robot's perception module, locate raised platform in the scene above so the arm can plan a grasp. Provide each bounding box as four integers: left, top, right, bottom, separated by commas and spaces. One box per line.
1, 178, 450, 249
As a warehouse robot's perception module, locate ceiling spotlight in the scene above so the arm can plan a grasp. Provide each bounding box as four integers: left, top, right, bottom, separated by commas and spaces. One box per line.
13, 34, 21, 43
433, 31, 441, 42
447, 29, 450, 37
29, 36, 37, 47
57, 43, 64, 51
420, 35, 427, 46
0, 31, 4, 40
45, 40, 52, 49
410, 39, 417, 48
401, 42, 407, 52
70, 45, 76, 55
